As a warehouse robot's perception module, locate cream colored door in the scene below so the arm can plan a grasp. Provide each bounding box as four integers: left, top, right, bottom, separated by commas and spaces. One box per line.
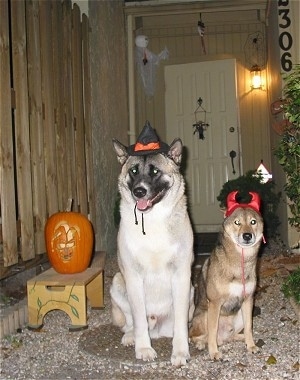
165, 59, 241, 232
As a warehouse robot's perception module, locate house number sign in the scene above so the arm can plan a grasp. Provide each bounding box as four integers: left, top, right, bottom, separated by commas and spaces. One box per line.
278, 0, 294, 72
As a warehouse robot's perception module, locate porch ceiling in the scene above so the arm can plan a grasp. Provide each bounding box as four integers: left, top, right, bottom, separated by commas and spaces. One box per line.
124, 0, 268, 16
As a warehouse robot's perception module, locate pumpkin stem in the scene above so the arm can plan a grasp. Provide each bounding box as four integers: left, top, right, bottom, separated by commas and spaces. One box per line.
66, 198, 73, 212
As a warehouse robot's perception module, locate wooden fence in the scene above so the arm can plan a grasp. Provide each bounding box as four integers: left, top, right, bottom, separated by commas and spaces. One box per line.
0, 0, 95, 278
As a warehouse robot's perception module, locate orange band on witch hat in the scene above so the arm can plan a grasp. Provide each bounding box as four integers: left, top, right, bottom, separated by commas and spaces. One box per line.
134, 142, 161, 152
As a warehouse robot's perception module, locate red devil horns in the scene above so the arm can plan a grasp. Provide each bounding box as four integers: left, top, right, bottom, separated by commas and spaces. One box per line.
225, 191, 261, 217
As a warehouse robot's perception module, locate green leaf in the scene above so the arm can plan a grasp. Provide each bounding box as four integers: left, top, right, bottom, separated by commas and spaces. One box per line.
70, 294, 79, 302
266, 355, 277, 365
37, 297, 42, 308
71, 306, 79, 318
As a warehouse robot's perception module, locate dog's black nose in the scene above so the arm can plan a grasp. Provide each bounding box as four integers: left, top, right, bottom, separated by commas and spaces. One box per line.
243, 233, 252, 242
133, 187, 147, 198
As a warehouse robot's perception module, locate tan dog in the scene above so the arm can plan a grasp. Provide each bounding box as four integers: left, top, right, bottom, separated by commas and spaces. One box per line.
189, 191, 264, 360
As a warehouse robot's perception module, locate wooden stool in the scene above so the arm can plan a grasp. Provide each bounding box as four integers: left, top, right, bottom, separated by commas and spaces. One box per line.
27, 252, 105, 331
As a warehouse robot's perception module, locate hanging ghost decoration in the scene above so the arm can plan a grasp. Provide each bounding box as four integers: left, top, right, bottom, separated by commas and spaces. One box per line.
135, 35, 169, 97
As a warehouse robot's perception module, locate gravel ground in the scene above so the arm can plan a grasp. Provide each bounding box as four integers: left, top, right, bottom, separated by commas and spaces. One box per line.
0, 251, 299, 380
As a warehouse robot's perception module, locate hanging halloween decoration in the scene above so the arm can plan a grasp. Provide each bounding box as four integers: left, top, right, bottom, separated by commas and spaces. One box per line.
193, 97, 209, 140
135, 35, 169, 97
244, 31, 266, 70
197, 14, 206, 54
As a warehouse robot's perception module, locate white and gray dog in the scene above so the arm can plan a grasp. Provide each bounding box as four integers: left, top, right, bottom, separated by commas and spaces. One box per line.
110, 122, 194, 366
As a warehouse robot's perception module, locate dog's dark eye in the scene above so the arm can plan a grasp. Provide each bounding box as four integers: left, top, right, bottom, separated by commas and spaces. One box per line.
234, 220, 240, 226
130, 166, 138, 175
251, 219, 257, 225
149, 166, 159, 177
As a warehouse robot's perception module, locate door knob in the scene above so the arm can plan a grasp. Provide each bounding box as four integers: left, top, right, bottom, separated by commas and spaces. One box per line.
229, 150, 237, 175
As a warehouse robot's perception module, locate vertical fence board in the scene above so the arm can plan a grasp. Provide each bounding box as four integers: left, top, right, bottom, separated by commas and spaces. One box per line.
11, 0, 35, 261
39, 1, 58, 216
0, 0, 18, 266
72, 4, 88, 215
82, 14, 96, 225
52, 1, 68, 211
63, 0, 78, 211
26, 0, 46, 254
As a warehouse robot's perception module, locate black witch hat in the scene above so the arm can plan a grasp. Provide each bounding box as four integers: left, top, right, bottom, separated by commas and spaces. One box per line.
127, 121, 169, 156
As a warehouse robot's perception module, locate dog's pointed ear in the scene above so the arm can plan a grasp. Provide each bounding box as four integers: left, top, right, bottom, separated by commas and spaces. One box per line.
168, 138, 182, 165
112, 139, 128, 165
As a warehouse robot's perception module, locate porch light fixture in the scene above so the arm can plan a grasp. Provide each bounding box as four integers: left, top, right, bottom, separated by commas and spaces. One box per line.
250, 64, 262, 90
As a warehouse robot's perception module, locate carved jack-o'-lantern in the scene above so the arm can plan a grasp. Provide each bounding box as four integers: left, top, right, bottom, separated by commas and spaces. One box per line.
45, 212, 94, 274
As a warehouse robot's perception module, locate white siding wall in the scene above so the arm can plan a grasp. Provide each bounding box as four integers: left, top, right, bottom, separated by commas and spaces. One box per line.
134, 9, 270, 172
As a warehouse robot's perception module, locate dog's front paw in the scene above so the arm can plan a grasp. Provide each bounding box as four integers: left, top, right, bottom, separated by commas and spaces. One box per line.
136, 347, 157, 361
191, 336, 206, 351
209, 350, 223, 360
247, 344, 260, 354
171, 351, 190, 367
121, 331, 134, 346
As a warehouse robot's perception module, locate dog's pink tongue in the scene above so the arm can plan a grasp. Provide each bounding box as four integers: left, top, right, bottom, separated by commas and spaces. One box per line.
136, 199, 152, 211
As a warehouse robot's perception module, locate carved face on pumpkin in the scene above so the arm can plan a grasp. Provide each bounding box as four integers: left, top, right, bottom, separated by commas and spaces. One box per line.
45, 211, 94, 274
50, 221, 80, 262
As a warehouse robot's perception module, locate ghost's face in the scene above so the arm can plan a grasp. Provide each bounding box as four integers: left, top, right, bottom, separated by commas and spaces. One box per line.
135, 35, 149, 48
